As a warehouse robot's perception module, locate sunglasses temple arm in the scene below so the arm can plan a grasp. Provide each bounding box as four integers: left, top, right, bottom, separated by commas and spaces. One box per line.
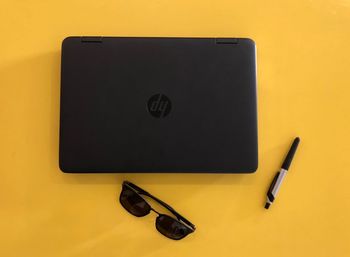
124, 181, 154, 196
145, 193, 195, 230
124, 181, 195, 230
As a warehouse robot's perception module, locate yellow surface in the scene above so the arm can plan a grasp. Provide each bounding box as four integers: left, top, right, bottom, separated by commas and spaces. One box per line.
1, 0, 350, 256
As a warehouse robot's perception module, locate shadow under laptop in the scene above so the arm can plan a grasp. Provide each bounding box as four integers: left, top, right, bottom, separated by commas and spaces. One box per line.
56, 172, 256, 185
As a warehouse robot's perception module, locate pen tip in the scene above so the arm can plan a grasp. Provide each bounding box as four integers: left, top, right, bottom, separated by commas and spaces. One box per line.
264, 203, 271, 209
295, 137, 300, 143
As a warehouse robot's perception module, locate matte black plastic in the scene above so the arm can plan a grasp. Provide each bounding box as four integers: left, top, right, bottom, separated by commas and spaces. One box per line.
60, 37, 258, 173
281, 137, 300, 170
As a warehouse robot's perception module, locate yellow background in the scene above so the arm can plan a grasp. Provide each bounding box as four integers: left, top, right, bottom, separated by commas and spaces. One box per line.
1, 0, 350, 256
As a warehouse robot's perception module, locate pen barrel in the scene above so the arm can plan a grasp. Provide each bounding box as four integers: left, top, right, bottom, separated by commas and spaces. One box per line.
281, 137, 300, 170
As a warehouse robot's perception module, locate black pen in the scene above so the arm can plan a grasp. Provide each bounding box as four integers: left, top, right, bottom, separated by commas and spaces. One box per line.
265, 137, 300, 209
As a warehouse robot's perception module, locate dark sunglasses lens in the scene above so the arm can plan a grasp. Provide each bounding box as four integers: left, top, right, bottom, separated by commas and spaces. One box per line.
119, 187, 151, 217
156, 215, 191, 240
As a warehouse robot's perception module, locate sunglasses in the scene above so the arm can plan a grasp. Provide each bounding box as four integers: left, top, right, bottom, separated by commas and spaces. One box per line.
119, 181, 196, 240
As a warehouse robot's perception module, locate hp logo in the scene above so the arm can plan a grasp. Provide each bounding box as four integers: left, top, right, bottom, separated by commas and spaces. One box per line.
147, 94, 172, 118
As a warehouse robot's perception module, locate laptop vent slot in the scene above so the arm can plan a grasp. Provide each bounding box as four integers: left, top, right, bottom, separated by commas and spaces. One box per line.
215, 38, 238, 44
81, 37, 103, 43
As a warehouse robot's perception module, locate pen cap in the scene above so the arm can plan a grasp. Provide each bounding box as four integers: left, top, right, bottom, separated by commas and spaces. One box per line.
281, 137, 300, 170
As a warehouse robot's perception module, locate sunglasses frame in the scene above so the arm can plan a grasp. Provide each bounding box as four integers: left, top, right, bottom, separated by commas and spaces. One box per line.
120, 181, 196, 239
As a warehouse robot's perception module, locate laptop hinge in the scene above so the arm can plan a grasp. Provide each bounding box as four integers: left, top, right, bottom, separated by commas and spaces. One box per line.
81, 36, 103, 43
215, 38, 238, 44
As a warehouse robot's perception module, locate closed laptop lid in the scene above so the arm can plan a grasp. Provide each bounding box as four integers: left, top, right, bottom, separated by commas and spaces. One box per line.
60, 37, 258, 173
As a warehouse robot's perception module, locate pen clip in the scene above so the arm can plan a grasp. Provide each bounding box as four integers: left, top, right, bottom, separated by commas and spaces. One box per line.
267, 172, 280, 201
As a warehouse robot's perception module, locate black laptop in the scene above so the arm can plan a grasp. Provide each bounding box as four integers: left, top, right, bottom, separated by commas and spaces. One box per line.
60, 37, 258, 173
